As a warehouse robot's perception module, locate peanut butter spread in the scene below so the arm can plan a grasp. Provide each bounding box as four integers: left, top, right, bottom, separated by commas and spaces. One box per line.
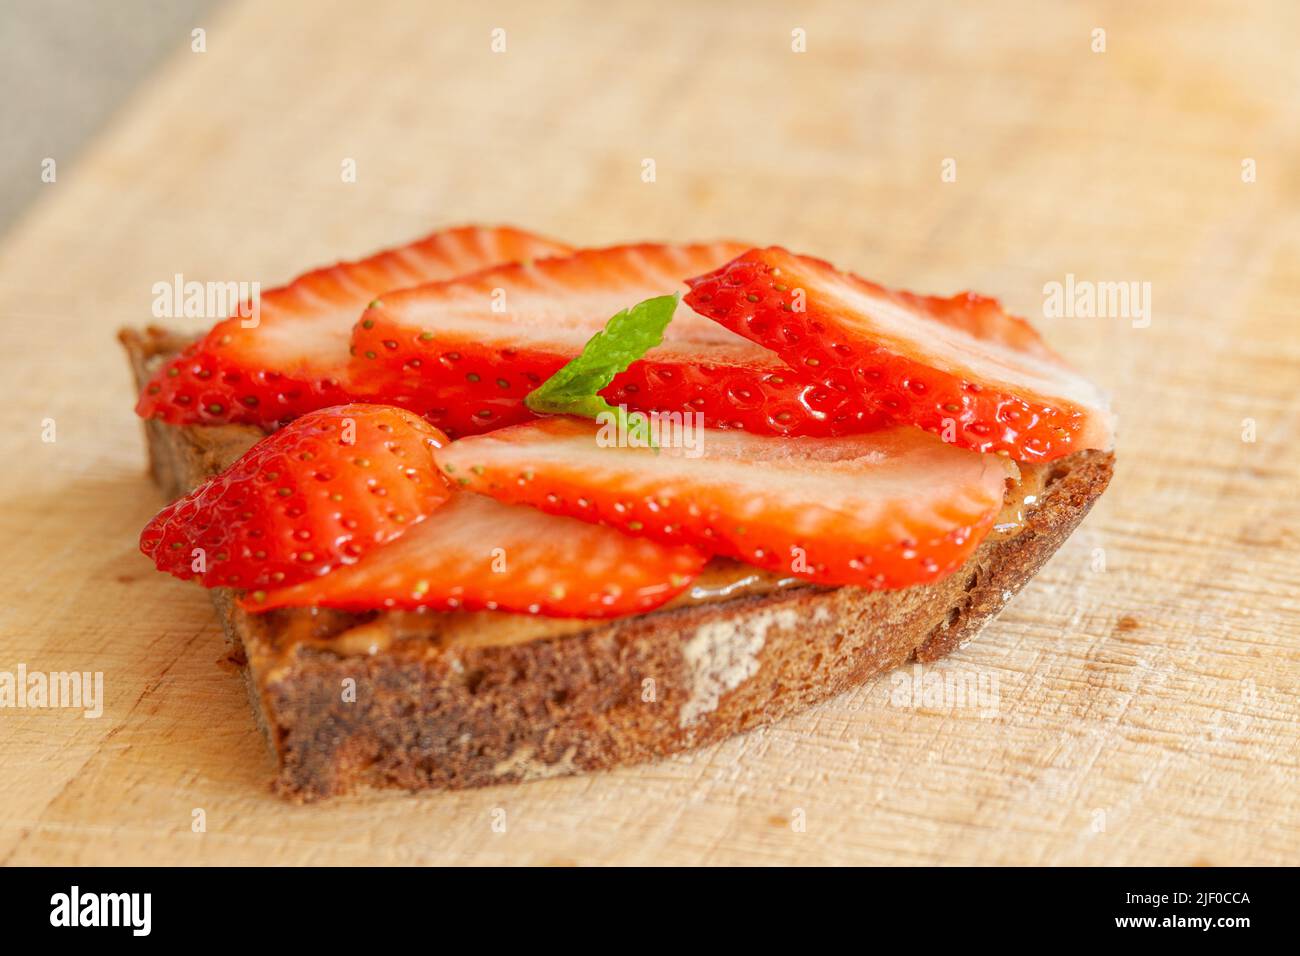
988, 459, 1052, 541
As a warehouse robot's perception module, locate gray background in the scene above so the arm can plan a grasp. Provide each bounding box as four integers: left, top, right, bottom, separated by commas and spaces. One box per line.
1, 0, 222, 230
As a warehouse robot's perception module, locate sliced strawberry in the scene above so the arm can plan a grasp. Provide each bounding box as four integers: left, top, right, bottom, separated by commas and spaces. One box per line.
140, 405, 451, 590
246, 492, 706, 618
347, 242, 887, 439
136, 226, 572, 428
435, 418, 1016, 590
684, 248, 1114, 462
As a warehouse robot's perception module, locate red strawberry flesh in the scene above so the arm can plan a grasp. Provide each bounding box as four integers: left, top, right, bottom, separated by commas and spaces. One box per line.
139, 404, 451, 590
435, 417, 1016, 589
136, 226, 572, 427
684, 247, 1114, 461
246, 491, 706, 618
346, 242, 888, 439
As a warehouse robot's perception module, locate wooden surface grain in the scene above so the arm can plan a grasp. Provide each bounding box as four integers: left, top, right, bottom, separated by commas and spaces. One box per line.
1, 0, 1297, 866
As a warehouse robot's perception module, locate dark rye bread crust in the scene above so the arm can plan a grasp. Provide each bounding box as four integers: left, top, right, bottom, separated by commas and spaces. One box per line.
121, 327, 1114, 801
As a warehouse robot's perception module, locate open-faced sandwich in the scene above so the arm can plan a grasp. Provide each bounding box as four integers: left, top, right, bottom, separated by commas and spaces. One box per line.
121, 226, 1114, 801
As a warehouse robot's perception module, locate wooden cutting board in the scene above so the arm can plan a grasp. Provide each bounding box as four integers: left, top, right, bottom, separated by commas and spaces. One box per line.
1, 0, 1297, 866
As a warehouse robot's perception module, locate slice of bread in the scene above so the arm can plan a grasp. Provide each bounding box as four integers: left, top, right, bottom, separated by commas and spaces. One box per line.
121, 327, 1114, 801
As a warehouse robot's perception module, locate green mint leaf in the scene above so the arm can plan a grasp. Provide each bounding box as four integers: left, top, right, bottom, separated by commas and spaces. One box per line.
524, 293, 678, 425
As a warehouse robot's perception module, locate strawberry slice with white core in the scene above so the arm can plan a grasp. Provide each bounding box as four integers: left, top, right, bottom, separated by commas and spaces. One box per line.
137, 225, 572, 427
347, 242, 885, 439
246, 492, 706, 618
684, 248, 1114, 462
435, 418, 1017, 589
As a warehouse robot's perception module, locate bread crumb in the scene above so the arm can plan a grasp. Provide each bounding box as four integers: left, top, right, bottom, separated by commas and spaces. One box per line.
679, 607, 798, 727
492, 745, 578, 781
